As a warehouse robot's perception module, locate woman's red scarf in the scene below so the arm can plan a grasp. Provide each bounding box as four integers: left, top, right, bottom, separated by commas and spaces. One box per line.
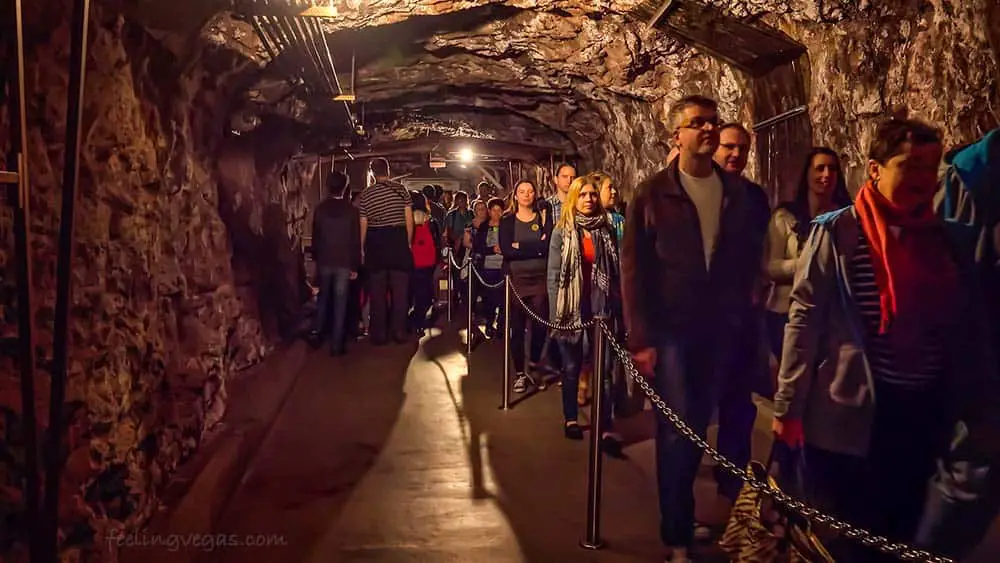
853, 181, 959, 364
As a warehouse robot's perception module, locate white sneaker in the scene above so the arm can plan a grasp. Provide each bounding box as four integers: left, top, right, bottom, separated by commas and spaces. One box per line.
513, 374, 528, 393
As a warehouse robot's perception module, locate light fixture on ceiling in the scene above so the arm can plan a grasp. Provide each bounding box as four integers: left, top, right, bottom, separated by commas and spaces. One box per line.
458, 147, 474, 163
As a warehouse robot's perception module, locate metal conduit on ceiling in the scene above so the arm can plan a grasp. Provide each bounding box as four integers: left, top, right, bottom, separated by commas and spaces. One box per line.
231, 0, 356, 128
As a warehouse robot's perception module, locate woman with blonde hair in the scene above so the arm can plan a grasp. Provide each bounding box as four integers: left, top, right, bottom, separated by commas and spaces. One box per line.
592, 172, 625, 242
547, 174, 624, 453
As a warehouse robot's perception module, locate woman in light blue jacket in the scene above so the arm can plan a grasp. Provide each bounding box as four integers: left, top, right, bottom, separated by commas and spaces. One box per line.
547, 174, 624, 455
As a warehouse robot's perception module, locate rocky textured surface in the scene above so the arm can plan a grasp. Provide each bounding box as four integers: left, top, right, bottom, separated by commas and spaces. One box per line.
0, 2, 308, 562
767, 0, 1000, 191
248, 0, 995, 196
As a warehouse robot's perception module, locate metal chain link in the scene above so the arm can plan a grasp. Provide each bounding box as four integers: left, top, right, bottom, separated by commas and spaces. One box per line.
470, 263, 506, 289
447, 250, 468, 271
507, 276, 595, 332
597, 320, 954, 563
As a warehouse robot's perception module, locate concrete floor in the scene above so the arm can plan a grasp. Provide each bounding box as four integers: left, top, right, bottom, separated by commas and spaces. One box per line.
171, 321, 1000, 563
198, 324, 760, 563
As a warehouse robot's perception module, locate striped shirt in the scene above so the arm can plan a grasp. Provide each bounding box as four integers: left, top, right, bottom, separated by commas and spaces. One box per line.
547, 194, 564, 225
357, 182, 410, 227
848, 231, 945, 388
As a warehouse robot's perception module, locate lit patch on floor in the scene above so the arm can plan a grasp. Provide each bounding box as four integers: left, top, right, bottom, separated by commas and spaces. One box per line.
301, 341, 527, 562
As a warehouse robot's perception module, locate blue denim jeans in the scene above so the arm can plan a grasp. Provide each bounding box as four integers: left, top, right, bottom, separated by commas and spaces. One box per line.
557, 335, 613, 431
651, 327, 732, 549
313, 267, 352, 351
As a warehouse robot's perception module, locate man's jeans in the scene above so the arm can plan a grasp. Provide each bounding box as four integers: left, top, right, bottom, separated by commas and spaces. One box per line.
651, 327, 733, 549
313, 268, 352, 351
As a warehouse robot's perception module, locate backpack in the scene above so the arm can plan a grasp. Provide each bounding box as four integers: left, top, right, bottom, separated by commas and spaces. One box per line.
412, 222, 437, 269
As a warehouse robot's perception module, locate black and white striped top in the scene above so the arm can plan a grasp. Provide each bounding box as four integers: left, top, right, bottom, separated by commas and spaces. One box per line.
848, 231, 945, 388
357, 182, 410, 228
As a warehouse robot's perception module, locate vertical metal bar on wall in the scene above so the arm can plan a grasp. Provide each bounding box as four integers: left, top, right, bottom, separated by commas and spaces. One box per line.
9, 1, 40, 558
42, 0, 91, 560
581, 318, 607, 550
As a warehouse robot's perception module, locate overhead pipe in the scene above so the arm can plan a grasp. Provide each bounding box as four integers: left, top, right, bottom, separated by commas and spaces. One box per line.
281, 15, 327, 94
257, 15, 285, 54
260, 15, 292, 69
249, 15, 278, 60
310, 17, 341, 94
295, 16, 335, 95
308, 17, 353, 126
268, 15, 309, 85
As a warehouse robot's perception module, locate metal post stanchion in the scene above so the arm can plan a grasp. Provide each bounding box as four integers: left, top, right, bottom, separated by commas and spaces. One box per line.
446, 248, 452, 323
581, 317, 606, 550
466, 257, 474, 360
500, 275, 511, 410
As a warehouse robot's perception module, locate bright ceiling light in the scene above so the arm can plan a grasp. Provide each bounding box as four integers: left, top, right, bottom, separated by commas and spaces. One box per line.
458, 148, 474, 163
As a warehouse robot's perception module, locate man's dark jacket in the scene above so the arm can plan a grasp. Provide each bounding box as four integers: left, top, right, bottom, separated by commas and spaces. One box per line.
312, 197, 361, 272
621, 159, 762, 349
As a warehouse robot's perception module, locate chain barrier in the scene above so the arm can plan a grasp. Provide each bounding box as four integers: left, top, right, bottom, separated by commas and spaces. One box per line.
448, 250, 468, 272
446, 245, 951, 561
470, 264, 506, 289
595, 320, 953, 563
507, 276, 596, 332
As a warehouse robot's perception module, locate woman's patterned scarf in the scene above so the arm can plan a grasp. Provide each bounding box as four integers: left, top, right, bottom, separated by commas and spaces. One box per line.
553, 212, 620, 341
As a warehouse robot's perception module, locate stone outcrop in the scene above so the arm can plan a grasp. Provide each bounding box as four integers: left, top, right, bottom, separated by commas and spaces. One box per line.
766, 0, 1000, 191
0, 2, 308, 561
238, 0, 997, 197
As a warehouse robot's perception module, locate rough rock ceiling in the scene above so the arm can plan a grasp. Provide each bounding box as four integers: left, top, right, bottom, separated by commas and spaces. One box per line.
197, 0, 843, 154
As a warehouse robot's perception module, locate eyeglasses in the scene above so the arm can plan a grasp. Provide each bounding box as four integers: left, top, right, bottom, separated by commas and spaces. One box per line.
720, 142, 750, 152
678, 116, 720, 130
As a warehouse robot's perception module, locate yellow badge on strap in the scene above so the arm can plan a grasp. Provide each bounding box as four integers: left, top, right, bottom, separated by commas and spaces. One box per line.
530, 223, 539, 232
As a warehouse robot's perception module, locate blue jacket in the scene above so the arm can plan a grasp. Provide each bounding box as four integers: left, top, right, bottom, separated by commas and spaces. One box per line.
775, 206, 999, 457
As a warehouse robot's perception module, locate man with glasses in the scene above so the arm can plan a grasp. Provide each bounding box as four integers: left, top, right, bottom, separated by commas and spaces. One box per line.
621, 95, 762, 563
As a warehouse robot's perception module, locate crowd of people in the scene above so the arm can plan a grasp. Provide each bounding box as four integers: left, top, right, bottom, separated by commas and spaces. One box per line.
307, 97, 1000, 563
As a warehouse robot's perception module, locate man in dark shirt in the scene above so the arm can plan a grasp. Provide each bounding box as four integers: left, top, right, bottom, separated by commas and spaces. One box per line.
621, 96, 762, 563
310, 170, 361, 355
711, 122, 772, 509
423, 184, 447, 225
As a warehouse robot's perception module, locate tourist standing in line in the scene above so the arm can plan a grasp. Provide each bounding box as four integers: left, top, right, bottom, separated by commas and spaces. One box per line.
622, 95, 761, 563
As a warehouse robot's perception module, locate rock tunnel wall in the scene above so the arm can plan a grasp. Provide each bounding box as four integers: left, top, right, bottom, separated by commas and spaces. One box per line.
576, 54, 747, 199
576, 0, 1000, 201
771, 0, 1000, 192
0, 3, 307, 560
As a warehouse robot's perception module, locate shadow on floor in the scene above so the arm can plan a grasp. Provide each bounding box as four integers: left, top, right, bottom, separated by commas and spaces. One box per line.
197, 339, 417, 563
420, 325, 734, 562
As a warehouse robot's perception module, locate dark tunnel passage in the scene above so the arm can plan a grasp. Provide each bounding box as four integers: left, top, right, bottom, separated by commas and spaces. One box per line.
1, 0, 1000, 562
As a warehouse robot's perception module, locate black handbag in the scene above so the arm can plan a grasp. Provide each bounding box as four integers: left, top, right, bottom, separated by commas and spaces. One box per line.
914, 421, 1000, 559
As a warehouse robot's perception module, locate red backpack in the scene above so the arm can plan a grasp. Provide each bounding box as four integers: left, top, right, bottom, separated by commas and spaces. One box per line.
411, 222, 437, 269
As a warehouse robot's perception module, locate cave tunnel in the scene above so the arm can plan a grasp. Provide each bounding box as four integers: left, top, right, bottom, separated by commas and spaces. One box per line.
1, 0, 1000, 562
